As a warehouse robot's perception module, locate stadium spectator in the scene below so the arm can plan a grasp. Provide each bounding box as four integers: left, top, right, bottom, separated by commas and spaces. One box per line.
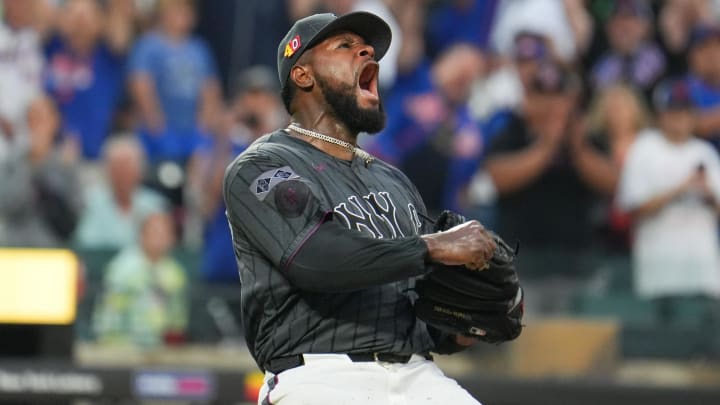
590, 0, 665, 98
425, 0, 500, 59
370, 43, 486, 215
618, 78, 720, 301
187, 65, 287, 282
687, 25, 720, 145
128, 0, 222, 163
73, 136, 167, 249
0, 95, 81, 247
470, 31, 550, 126
490, 0, 592, 64
93, 211, 188, 347
44, 0, 132, 160
579, 84, 649, 250
659, 0, 716, 76
483, 62, 594, 313
0, 0, 45, 140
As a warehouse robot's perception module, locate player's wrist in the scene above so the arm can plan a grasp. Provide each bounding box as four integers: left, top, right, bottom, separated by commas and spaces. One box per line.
420, 234, 439, 263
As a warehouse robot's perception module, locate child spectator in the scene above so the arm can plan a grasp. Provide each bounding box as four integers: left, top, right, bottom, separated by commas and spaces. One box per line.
618, 78, 720, 300
93, 211, 188, 347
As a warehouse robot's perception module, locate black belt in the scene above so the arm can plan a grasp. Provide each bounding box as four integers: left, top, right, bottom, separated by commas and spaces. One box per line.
265, 352, 433, 374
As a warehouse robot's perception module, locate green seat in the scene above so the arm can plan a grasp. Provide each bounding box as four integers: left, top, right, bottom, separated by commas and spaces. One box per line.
622, 322, 718, 359
572, 293, 658, 324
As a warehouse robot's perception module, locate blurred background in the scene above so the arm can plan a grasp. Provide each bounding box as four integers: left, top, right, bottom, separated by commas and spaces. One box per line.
1, 0, 720, 404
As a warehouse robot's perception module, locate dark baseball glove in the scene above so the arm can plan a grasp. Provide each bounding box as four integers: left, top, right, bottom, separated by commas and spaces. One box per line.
415, 210, 524, 344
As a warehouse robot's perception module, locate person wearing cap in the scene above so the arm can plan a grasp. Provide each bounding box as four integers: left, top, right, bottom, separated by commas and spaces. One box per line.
482, 61, 596, 314
222, 11, 495, 405
469, 31, 549, 124
368, 43, 486, 215
618, 78, 720, 303
591, 0, 665, 98
687, 24, 720, 142
187, 65, 287, 283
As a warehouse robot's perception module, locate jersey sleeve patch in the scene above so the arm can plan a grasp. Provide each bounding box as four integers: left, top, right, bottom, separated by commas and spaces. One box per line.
250, 166, 301, 201
274, 180, 311, 218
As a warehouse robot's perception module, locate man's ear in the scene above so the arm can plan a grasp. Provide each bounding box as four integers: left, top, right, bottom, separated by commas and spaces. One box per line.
290, 63, 314, 91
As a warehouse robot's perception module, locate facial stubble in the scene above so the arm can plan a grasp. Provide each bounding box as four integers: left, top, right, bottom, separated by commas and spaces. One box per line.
316, 75, 386, 136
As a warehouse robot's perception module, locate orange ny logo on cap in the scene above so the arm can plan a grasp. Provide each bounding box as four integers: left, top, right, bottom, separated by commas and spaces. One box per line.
284, 35, 302, 58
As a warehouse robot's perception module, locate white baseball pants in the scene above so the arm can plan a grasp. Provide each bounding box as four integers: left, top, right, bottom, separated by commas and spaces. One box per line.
257, 354, 482, 405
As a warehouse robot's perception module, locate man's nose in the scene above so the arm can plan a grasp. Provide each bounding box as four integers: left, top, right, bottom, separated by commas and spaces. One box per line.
358, 44, 375, 59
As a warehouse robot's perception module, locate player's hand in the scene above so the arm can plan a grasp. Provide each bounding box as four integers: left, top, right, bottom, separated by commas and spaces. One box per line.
421, 220, 496, 268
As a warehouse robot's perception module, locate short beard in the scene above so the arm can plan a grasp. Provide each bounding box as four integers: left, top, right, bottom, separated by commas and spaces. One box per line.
316, 75, 386, 135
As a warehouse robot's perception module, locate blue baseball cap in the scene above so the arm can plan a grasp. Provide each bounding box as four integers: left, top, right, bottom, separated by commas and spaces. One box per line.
277, 12, 392, 91
653, 78, 693, 111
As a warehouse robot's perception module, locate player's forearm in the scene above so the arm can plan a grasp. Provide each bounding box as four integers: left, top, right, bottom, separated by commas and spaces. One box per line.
485, 140, 555, 195
284, 220, 430, 292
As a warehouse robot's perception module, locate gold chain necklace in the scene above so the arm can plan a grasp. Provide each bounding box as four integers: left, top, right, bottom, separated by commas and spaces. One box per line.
287, 123, 374, 167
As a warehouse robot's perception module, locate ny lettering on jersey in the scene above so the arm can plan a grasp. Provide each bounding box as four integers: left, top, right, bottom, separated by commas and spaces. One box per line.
334, 192, 422, 238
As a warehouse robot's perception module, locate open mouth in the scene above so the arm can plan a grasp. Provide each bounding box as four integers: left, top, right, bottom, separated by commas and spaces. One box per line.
357, 62, 379, 104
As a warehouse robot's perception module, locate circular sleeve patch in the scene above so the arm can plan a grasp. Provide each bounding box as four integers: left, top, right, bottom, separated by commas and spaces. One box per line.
274, 180, 311, 218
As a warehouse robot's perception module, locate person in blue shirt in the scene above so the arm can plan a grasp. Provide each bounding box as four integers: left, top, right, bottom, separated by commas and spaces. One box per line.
369, 43, 488, 215
129, 0, 222, 164
686, 24, 720, 148
425, 0, 500, 59
44, 0, 132, 161
590, 0, 665, 101
187, 66, 287, 283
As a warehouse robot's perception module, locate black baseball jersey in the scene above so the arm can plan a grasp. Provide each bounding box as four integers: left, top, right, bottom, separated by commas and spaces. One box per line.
223, 129, 439, 369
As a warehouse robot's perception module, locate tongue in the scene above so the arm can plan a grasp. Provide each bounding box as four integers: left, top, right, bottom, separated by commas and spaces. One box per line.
360, 88, 375, 98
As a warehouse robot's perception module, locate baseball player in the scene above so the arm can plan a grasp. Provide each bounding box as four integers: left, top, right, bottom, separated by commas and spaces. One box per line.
223, 12, 498, 405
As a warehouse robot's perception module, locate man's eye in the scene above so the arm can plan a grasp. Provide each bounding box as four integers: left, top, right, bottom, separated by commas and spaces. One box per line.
338, 42, 351, 49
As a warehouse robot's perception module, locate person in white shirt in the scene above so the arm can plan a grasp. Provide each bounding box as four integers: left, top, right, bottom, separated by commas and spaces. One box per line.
0, 0, 44, 139
618, 78, 720, 300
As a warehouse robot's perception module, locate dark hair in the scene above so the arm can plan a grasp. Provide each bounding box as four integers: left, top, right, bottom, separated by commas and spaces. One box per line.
281, 82, 296, 114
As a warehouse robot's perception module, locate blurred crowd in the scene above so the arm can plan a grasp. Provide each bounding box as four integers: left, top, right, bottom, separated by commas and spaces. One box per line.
2, 0, 720, 347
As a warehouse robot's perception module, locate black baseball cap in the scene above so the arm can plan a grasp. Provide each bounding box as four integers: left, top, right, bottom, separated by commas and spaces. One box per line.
652, 78, 693, 111
277, 12, 392, 91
